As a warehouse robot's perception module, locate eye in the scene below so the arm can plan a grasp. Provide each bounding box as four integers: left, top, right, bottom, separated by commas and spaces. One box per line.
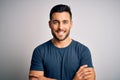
52, 20, 59, 25
63, 20, 69, 24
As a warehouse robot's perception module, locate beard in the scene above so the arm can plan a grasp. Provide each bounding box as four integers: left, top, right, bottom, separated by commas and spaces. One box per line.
51, 30, 70, 41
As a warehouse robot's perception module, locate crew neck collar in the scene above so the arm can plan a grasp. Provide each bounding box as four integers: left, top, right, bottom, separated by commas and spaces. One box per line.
50, 39, 74, 49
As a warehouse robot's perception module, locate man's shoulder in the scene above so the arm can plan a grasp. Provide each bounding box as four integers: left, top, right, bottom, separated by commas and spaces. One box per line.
72, 39, 89, 50
34, 40, 51, 50
72, 40, 86, 47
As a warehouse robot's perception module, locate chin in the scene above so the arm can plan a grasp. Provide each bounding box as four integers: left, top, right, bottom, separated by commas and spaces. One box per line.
55, 37, 68, 41
52, 31, 70, 41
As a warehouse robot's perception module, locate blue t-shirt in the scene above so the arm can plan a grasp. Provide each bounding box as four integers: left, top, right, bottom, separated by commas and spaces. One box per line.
30, 39, 93, 80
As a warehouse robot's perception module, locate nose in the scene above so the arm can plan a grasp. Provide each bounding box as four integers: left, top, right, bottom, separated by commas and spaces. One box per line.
58, 22, 63, 29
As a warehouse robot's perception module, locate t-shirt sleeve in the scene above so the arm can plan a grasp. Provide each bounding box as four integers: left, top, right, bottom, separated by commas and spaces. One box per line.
80, 45, 93, 68
30, 47, 44, 71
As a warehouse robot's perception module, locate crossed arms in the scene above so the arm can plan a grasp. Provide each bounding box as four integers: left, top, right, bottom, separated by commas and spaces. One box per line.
29, 65, 96, 80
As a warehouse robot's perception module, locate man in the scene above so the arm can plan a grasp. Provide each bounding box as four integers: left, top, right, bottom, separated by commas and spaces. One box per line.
29, 4, 95, 80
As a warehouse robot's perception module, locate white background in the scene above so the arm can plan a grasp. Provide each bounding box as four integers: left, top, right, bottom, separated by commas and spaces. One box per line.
0, 0, 120, 80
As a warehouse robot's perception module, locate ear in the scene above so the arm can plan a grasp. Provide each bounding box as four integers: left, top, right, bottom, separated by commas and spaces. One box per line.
70, 20, 73, 28
48, 21, 51, 28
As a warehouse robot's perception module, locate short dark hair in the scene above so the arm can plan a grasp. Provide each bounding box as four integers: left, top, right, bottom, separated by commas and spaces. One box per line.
50, 4, 72, 20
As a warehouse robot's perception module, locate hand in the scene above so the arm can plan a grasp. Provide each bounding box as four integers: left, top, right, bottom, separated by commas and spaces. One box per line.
73, 65, 93, 80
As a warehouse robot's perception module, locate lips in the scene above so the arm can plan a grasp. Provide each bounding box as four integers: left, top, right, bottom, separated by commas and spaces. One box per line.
56, 30, 65, 36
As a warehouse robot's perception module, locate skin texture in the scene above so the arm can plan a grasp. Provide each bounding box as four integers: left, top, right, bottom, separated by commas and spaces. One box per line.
29, 12, 96, 80
49, 12, 72, 42
73, 65, 96, 80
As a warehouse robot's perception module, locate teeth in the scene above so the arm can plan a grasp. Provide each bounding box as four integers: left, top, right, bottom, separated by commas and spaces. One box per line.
58, 31, 64, 35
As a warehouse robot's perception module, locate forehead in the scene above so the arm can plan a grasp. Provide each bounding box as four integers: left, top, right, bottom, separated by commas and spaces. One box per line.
51, 12, 71, 20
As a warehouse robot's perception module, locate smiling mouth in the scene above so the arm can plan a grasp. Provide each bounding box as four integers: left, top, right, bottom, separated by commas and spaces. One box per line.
56, 30, 65, 36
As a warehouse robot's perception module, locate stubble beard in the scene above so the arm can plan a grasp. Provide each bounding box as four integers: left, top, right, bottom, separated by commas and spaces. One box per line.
51, 30, 70, 41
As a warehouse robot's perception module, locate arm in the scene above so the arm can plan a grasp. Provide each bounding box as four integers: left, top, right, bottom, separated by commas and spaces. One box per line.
29, 47, 56, 80
29, 70, 56, 80
73, 65, 96, 80
85, 67, 95, 80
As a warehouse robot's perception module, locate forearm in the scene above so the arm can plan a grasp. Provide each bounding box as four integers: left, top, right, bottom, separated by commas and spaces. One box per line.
84, 68, 96, 80
29, 70, 56, 80
87, 70, 96, 80
29, 75, 56, 80
39, 76, 56, 80
73, 65, 96, 80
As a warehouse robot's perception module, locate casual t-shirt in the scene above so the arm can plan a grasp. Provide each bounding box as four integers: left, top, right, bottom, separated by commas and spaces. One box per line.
30, 39, 93, 80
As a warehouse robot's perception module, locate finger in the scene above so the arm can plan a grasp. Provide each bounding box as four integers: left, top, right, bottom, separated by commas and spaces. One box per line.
76, 68, 91, 80
82, 69, 93, 80
84, 75, 92, 80
84, 71, 92, 76
77, 65, 88, 73
29, 74, 39, 78
76, 73, 84, 80
86, 67, 93, 71
79, 69, 90, 77
78, 76, 83, 80
73, 72, 83, 80
84, 68, 94, 79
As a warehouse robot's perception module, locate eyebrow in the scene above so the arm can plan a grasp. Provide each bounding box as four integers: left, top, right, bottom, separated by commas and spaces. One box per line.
52, 20, 59, 21
52, 19, 69, 21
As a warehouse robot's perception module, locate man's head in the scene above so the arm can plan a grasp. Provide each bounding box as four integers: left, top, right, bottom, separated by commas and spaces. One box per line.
49, 4, 72, 41
50, 4, 72, 20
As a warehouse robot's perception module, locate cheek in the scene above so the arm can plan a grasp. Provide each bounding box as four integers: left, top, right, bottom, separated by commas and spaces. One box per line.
50, 27, 57, 32
51, 26, 58, 30
66, 25, 71, 30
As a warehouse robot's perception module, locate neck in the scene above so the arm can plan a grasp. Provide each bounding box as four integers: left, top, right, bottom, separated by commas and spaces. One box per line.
52, 37, 72, 48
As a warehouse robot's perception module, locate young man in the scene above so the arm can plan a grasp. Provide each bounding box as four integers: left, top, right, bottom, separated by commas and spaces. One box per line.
29, 4, 95, 80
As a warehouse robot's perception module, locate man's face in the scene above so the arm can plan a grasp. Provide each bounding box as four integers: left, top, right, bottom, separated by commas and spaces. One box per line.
49, 12, 72, 41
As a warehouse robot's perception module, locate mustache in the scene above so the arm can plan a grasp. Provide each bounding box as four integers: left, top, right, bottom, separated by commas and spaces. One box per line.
55, 29, 65, 32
